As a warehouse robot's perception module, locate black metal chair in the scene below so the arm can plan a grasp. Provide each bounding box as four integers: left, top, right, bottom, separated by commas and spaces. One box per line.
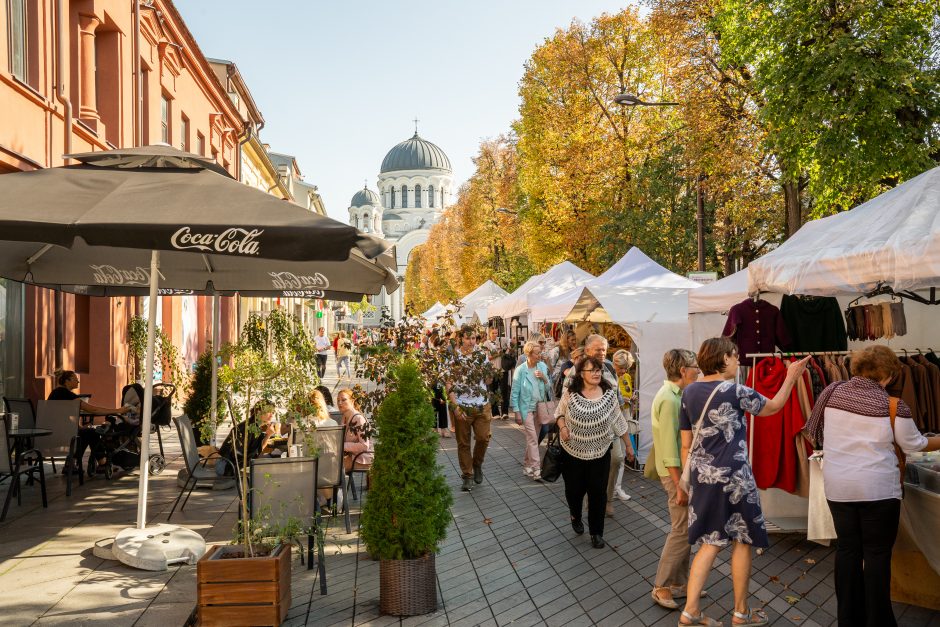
345, 451, 372, 502
0, 415, 47, 521
248, 456, 328, 593
34, 399, 83, 496
293, 424, 350, 533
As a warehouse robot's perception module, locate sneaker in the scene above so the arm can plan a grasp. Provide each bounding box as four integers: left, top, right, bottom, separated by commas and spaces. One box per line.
523, 467, 534, 478
614, 488, 631, 501
473, 465, 483, 484
461, 477, 473, 492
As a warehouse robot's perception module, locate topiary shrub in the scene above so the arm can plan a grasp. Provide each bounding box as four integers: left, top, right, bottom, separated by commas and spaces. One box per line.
183, 346, 227, 446
360, 358, 453, 560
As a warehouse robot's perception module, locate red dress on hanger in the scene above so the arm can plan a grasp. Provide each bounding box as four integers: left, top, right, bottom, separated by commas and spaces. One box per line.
747, 357, 808, 493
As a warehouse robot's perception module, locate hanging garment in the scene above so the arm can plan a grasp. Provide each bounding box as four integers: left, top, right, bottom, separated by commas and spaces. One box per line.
780, 295, 848, 352
903, 356, 932, 430
747, 357, 809, 494
891, 302, 907, 336
913, 355, 940, 433
844, 307, 857, 341
869, 305, 884, 339
807, 357, 827, 398
722, 298, 791, 359
880, 302, 895, 340
886, 363, 922, 430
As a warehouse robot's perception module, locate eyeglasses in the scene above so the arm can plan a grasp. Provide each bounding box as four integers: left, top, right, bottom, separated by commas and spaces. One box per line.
581, 369, 602, 374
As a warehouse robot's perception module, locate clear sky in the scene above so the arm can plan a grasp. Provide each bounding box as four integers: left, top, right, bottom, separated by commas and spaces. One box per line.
174, 1, 631, 223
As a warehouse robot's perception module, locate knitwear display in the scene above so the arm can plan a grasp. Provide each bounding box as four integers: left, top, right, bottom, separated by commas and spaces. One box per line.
559, 390, 628, 461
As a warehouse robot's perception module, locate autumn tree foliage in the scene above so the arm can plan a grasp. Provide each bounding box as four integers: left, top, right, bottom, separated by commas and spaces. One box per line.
406, 3, 940, 309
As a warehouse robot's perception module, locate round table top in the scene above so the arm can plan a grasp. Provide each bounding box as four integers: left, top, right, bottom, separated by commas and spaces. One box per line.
7, 428, 52, 437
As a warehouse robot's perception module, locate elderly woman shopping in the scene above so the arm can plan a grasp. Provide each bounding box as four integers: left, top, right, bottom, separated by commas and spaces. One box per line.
510, 340, 552, 480
678, 337, 809, 627
805, 345, 940, 627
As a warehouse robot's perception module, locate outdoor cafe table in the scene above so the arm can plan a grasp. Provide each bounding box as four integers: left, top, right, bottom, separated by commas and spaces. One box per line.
7, 427, 52, 462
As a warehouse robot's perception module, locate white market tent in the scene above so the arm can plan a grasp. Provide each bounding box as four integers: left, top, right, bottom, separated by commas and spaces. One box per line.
421, 301, 446, 320
564, 284, 695, 462
487, 261, 593, 322
457, 280, 509, 324
688, 269, 756, 348
530, 247, 700, 322
748, 166, 940, 297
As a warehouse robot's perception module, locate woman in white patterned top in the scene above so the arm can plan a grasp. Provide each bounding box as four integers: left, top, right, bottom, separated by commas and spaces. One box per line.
555, 356, 633, 549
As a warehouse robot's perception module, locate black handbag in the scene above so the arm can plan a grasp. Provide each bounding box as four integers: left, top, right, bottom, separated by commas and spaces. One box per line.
540, 426, 564, 482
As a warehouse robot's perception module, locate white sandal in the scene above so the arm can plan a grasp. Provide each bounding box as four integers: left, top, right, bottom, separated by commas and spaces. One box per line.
731, 608, 768, 626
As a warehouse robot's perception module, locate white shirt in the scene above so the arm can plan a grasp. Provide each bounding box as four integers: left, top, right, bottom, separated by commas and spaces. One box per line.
822, 393, 928, 502
315, 335, 332, 355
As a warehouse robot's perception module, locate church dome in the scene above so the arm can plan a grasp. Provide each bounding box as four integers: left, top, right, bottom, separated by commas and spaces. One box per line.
350, 186, 380, 207
380, 133, 452, 174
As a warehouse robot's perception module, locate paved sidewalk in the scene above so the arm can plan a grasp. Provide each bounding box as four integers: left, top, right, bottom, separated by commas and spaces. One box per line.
1, 353, 938, 625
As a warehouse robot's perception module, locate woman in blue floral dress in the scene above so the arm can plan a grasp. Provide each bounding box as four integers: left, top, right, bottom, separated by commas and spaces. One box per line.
677, 337, 808, 627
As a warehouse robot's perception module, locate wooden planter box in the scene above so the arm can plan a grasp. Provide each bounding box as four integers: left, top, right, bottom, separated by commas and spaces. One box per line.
197, 544, 291, 626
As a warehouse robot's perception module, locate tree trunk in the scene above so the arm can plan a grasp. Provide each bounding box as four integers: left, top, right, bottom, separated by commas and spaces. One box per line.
783, 180, 802, 238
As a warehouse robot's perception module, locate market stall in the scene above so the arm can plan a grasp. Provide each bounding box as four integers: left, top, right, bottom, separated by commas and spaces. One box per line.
724, 166, 940, 605
487, 261, 593, 334
457, 280, 508, 324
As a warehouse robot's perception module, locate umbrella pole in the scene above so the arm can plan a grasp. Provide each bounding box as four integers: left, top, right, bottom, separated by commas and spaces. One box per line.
210, 294, 220, 445
136, 250, 160, 529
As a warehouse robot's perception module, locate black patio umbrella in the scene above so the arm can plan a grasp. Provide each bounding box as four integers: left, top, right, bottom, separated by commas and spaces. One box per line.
0, 145, 396, 568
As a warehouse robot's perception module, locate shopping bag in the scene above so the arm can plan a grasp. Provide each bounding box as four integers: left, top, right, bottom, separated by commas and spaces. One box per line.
540, 428, 564, 482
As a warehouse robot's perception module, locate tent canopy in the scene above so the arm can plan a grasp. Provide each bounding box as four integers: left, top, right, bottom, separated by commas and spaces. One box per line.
488, 261, 593, 320
457, 280, 508, 324
748, 166, 940, 296
530, 247, 699, 322
688, 269, 749, 314
565, 285, 693, 462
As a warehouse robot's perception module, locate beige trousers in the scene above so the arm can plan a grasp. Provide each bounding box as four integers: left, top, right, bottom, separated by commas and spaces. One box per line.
654, 475, 691, 589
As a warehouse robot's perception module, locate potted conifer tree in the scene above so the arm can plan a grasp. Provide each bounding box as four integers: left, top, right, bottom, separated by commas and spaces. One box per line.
360, 358, 453, 616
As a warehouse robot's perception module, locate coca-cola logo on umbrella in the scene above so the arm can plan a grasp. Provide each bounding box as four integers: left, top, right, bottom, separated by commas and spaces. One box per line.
281, 290, 326, 298
269, 271, 329, 290
170, 227, 263, 255
90, 265, 166, 286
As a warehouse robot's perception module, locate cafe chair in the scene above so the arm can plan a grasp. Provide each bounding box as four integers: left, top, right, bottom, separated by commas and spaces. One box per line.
2, 398, 36, 429
313, 425, 350, 534
34, 399, 83, 496
345, 450, 373, 502
248, 457, 328, 593
167, 414, 226, 520
0, 416, 47, 521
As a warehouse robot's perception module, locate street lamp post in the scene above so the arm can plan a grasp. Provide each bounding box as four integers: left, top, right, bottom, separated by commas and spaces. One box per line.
614, 93, 706, 271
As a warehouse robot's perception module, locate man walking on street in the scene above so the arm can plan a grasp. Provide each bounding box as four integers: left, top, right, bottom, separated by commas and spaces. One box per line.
483, 326, 511, 419
315, 327, 331, 379
448, 325, 493, 492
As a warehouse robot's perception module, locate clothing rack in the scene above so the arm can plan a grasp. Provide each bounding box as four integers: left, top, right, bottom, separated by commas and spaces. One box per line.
749, 348, 935, 361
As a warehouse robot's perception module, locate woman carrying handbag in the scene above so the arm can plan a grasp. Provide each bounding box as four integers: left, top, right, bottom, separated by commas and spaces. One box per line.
510, 340, 552, 480
554, 356, 635, 550
677, 337, 808, 627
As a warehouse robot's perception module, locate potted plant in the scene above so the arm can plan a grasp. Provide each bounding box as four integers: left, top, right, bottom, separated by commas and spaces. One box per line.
195, 310, 320, 625
360, 358, 453, 616
183, 345, 227, 446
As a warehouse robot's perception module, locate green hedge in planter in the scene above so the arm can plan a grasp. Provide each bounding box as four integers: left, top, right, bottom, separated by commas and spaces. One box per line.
360, 359, 453, 560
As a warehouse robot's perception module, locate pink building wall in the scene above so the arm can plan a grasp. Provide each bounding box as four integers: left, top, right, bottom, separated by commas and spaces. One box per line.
1, 0, 243, 404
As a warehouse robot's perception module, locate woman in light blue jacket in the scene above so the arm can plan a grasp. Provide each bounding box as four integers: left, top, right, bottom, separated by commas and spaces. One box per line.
511, 340, 551, 480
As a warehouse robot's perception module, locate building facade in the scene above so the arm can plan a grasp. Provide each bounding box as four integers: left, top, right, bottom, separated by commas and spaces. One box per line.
348, 131, 452, 325
0, 0, 243, 404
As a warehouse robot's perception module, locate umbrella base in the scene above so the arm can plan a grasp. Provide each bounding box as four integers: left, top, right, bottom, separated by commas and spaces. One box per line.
112, 523, 206, 571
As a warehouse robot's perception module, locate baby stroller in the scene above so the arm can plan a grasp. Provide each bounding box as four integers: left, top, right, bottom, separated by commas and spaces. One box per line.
92, 383, 174, 479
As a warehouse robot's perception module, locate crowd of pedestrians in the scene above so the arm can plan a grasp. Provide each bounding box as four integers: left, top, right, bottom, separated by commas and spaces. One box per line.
347, 320, 940, 627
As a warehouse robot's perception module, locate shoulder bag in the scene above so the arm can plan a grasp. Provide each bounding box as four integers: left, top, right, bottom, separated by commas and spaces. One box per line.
535, 366, 559, 427
678, 384, 722, 493
540, 425, 564, 482
888, 396, 906, 496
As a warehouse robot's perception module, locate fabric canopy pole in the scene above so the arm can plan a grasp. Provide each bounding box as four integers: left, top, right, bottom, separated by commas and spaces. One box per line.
136, 250, 160, 529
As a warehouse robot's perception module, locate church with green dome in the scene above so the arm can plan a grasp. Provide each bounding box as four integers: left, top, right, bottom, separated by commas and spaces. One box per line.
348, 128, 453, 325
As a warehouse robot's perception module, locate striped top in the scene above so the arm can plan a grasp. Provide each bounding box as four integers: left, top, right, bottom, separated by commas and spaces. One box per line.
558, 389, 628, 460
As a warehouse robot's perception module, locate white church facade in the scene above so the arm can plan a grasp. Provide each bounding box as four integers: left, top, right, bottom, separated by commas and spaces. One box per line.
348, 131, 453, 325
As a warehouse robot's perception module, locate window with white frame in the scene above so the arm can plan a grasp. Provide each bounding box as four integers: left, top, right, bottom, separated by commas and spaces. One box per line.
414, 184, 422, 208
401, 185, 408, 208
8, 0, 27, 81
428, 184, 435, 208
160, 95, 171, 144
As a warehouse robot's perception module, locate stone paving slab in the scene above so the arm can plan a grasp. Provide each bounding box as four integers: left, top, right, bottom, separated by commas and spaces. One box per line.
0, 355, 938, 626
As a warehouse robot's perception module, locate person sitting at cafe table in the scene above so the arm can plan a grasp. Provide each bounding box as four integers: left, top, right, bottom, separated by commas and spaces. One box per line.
48, 369, 132, 474
215, 402, 277, 478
